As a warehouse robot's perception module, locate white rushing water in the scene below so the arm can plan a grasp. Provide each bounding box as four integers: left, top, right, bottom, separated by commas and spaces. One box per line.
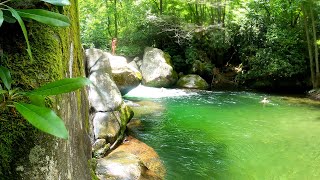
124, 84, 198, 98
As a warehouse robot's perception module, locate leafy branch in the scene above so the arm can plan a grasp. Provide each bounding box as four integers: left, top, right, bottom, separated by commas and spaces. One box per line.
0, 66, 91, 139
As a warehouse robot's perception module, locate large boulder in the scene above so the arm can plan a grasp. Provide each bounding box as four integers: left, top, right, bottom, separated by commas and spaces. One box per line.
85, 48, 133, 157
140, 47, 178, 87
88, 70, 123, 112
108, 55, 142, 95
176, 74, 209, 90
86, 48, 122, 112
96, 151, 145, 180
96, 136, 165, 180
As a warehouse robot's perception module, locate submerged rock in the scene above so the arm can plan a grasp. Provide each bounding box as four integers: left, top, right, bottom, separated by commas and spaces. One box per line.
140, 47, 178, 87
130, 100, 165, 118
176, 74, 209, 90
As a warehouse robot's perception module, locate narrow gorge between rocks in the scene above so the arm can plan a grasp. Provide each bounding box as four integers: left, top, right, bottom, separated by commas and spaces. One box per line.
125, 87, 320, 180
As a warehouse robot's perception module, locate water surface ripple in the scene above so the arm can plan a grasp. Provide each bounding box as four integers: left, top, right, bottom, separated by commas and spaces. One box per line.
126, 90, 320, 180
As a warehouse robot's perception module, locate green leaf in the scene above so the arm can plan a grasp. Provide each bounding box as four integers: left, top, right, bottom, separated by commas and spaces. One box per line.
3, 10, 17, 23
0, 66, 12, 90
28, 95, 46, 107
0, 10, 3, 27
7, 7, 34, 62
16, 9, 70, 27
0, 90, 7, 95
14, 102, 68, 139
27, 77, 91, 96
41, 0, 71, 6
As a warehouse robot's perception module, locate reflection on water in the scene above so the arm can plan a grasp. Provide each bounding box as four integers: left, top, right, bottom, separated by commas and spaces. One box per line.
125, 87, 320, 180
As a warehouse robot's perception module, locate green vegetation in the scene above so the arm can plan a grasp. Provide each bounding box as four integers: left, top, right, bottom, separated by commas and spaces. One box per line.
0, 67, 90, 139
0, 0, 90, 177
0, 0, 91, 139
0, 0, 71, 61
80, 0, 320, 91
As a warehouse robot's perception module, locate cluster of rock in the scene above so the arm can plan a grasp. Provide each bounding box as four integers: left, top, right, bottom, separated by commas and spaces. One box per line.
85, 47, 211, 179
86, 48, 133, 157
114, 47, 209, 91
86, 48, 165, 179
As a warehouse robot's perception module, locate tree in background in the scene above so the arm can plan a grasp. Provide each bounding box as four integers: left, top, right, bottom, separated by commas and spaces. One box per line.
79, 0, 320, 91
302, 0, 320, 88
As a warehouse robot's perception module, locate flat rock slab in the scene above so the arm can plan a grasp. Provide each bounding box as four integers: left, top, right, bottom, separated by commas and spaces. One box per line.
96, 151, 144, 180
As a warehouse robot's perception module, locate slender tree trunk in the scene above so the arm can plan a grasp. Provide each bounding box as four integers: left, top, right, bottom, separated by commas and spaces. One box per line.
195, 3, 199, 25
188, 4, 195, 23
210, 7, 215, 24
114, 0, 118, 38
105, 0, 112, 37
310, 6, 319, 87
302, 4, 315, 87
160, 0, 163, 14
222, 0, 226, 27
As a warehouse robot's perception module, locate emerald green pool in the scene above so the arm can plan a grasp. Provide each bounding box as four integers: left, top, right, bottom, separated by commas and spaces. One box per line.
125, 89, 320, 179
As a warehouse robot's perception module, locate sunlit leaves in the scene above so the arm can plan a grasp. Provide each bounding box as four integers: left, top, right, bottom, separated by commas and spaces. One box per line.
14, 102, 69, 139
27, 77, 91, 96
0, 66, 91, 139
17, 9, 70, 27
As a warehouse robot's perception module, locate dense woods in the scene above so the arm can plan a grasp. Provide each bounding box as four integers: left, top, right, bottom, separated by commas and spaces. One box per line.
80, 0, 320, 92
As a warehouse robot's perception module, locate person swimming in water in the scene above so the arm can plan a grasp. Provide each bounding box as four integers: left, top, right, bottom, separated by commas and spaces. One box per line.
260, 97, 270, 104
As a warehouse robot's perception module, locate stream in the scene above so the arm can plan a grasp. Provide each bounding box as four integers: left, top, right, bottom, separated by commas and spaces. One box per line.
125, 86, 320, 179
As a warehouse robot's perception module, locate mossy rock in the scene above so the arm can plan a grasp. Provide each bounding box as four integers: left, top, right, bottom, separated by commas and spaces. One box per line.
176, 74, 209, 90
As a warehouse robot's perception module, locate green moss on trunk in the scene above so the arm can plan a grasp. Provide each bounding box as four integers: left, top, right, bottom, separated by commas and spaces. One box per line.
0, 1, 90, 179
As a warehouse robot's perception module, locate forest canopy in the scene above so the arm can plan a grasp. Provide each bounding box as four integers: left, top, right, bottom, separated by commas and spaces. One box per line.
79, 0, 320, 90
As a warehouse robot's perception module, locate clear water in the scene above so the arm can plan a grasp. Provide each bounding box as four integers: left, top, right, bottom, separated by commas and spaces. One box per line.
125, 90, 320, 180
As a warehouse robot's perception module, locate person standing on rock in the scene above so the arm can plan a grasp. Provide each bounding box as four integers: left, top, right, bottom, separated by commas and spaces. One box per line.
111, 37, 117, 55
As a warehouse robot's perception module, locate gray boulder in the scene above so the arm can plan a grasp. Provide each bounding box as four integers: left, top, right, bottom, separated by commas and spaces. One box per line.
133, 57, 142, 69
129, 61, 139, 71
85, 48, 112, 74
96, 151, 145, 180
140, 47, 178, 87
85, 48, 133, 156
93, 112, 121, 142
88, 71, 122, 112
176, 74, 209, 90
108, 55, 142, 95
86, 49, 122, 112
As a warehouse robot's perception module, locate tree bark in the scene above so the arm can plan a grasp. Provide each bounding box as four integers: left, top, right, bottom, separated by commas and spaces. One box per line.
310, 5, 319, 87
114, 0, 118, 38
302, 4, 315, 87
160, 0, 163, 14
0, 0, 91, 179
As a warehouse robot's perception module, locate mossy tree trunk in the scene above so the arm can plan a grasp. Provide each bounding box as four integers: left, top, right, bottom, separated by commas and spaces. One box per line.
0, 0, 91, 179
